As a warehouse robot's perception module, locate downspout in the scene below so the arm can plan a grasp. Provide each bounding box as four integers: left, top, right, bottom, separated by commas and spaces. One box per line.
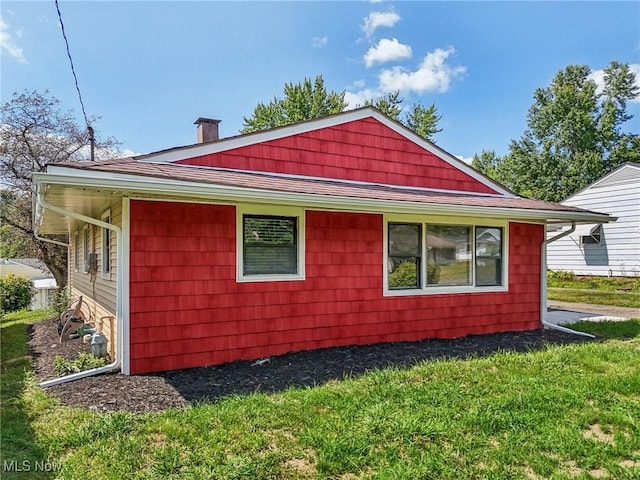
36, 187, 125, 386
541, 221, 595, 338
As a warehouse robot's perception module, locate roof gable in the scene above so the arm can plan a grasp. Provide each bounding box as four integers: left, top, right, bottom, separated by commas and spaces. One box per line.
137, 108, 512, 197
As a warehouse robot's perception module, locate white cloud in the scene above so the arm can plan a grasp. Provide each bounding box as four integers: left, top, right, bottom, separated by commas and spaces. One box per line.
455, 155, 473, 165
362, 11, 400, 38
0, 16, 27, 63
364, 38, 412, 68
589, 63, 640, 103
378, 46, 466, 94
344, 89, 379, 109
312, 36, 328, 48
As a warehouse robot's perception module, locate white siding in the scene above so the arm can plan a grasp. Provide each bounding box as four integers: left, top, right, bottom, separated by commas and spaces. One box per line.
68, 199, 121, 357
547, 165, 640, 277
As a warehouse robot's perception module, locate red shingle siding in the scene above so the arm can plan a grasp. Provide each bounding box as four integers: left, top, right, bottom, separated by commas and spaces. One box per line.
129, 201, 542, 374
176, 118, 497, 194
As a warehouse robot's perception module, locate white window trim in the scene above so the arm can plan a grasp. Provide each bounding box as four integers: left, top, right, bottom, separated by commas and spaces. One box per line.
383, 213, 509, 296
82, 225, 90, 275
101, 209, 112, 278
236, 204, 305, 282
74, 230, 80, 272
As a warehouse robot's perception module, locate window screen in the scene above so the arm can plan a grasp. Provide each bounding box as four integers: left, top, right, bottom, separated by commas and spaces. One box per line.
243, 215, 297, 275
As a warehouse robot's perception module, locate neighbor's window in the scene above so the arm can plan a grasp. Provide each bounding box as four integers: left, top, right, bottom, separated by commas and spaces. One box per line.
475, 227, 503, 286
243, 215, 297, 275
426, 224, 472, 286
580, 225, 602, 245
388, 223, 421, 289
101, 210, 111, 276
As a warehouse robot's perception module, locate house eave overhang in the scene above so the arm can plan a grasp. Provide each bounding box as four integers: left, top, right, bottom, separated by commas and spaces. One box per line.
33, 169, 614, 230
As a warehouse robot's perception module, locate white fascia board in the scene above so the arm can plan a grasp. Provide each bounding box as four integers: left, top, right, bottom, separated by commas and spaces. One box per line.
133, 107, 515, 198
34, 169, 613, 225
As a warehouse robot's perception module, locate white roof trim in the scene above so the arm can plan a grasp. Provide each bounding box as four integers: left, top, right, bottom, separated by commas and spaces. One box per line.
34, 169, 612, 225
134, 107, 516, 198
562, 162, 640, 201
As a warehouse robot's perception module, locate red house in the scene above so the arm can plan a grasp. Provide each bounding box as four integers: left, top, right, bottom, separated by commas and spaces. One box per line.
34, 107, 610, 381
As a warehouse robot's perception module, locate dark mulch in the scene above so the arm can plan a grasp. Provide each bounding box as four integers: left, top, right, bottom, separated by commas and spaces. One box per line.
29, 316, 590, 414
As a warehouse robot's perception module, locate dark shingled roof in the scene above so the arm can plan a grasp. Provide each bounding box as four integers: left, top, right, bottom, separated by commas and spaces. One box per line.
55, 157, 602, 216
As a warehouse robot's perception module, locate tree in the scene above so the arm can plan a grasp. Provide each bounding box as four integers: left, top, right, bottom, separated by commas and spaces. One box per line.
0, 90, 118, 289
242, 75, 347, 133
243, 77, 444, 142
471, 150, 502, 180
477, 62, 639, 202
365, 91, 443, 142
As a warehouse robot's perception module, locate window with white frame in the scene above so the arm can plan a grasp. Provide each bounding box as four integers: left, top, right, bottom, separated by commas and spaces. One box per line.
74, 231, 79, 271
385, 217, 506, 294
101, 210, 111, 276
82, 226, 89, 273
237, 205, 304, 281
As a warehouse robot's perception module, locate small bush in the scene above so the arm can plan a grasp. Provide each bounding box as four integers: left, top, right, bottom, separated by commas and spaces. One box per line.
427, 261, 441, 285
53, 352, 108, 376
389, 261, 417, 288
48, 287, 69, 318
0, 273, 35, 313
547, 270, 576, 282
389, 261, 440, 288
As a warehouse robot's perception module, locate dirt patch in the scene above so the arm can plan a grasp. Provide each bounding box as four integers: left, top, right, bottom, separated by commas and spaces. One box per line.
583, 424, 616, 446
29, 316, 591, 413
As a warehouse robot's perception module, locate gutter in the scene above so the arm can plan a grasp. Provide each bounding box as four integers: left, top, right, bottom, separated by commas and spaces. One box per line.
32, 170, 613, 225
540, 222, 595, 338
36, 187, 125, 387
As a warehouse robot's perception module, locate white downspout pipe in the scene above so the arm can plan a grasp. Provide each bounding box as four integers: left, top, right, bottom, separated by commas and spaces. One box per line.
36, 187, 125, 386
541, 221, 595, 338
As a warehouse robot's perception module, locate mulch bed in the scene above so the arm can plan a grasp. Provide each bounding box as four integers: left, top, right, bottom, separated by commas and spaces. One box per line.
29, 316, 590, 414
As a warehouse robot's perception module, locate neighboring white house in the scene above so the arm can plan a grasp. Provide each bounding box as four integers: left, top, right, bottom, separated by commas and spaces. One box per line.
547, 162, 640, 277
0, 258, 58, 309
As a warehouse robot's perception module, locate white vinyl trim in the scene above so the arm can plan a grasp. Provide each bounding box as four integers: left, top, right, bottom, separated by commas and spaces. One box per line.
33, 170, 613, 225
236, 204, 306, 282
383, 213, 509, 297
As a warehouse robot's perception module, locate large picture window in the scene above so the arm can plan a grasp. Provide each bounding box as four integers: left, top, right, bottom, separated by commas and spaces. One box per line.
385, 218, 506, 294
426, 224, 471, 286
243, 215, 298, 275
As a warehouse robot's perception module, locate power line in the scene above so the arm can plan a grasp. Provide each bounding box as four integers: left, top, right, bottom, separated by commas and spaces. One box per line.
55, 0, 90, 128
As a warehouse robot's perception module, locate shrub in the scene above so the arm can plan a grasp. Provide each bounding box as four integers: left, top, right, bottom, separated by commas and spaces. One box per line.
0, 273, 35, 313
427, 261, 441, 285
547, 270, 576, 282
53, 352, 108, 376
48, 287, 69, 318
388, 261, 440, 288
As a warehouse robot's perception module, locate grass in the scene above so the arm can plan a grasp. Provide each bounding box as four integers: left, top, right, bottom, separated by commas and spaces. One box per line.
548, 288, 640, 308
547, 274, 640, 308
3, 310, 640, 479
1, 309, 54, 479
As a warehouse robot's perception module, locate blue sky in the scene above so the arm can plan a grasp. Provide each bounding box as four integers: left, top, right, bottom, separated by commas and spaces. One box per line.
1, 1, 639, 162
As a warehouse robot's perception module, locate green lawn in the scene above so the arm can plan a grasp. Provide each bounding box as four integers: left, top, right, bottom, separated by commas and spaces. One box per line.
2, 310, 640, 479
547, 274, 640, 308
548, 288, 640, 308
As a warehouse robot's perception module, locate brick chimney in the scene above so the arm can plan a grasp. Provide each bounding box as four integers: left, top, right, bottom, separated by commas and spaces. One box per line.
194, 117, 221, 143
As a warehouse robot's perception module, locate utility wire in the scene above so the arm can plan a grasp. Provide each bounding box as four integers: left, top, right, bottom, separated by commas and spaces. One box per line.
55, 0, 90, 128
